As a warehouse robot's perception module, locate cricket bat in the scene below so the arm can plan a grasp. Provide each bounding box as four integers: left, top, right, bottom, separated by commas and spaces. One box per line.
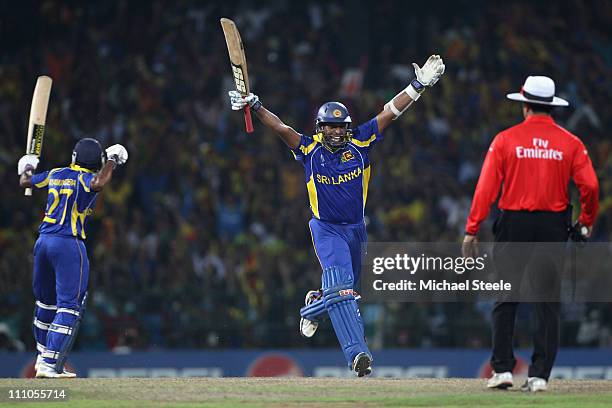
220, 17, 253, 133
24, 75, 52, 196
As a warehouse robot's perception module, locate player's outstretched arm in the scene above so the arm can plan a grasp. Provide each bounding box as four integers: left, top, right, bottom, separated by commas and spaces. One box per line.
376, 55, 445, 133
17, 154, 39, 188
91, 144, 128, 192
229, 91, 300, 149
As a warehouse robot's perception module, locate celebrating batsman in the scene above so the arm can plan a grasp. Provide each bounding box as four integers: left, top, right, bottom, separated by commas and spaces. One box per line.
229, 55, 445, 376
18, 138, 128, 378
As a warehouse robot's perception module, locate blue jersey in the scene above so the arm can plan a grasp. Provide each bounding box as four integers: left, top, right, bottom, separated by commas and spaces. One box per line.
292, 118, 382, 224
31, 165, 99, 239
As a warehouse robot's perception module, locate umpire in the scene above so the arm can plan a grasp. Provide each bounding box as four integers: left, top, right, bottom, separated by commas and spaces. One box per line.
462, 76, 599, 392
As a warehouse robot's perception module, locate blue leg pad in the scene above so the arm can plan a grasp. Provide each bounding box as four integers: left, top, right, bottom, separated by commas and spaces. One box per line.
322, 266, 371, 367
300, 290, 363, 322
33, 301, 56, 354
44, 311, 78, 365
300, 297, 326, 322
44, 292, 88, 372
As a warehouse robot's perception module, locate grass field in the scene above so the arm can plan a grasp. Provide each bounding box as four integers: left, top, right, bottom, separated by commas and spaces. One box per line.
1, 378, 611, 407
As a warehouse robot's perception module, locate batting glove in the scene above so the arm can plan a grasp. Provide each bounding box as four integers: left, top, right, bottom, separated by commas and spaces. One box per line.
105, 144, 129, 166
412, 55, 445, 87
229, 91, 260, 111
18, 154, 39, 175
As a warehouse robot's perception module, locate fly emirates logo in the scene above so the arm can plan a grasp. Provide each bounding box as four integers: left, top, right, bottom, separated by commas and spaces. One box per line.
516, 138, 563, 161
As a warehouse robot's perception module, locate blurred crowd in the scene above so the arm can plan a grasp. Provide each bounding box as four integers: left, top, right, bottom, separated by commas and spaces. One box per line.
1, 0, 611, 353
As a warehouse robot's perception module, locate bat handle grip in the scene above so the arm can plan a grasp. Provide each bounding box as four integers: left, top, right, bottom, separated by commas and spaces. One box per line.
25, 188, 33, 196
244, 105, 254, 133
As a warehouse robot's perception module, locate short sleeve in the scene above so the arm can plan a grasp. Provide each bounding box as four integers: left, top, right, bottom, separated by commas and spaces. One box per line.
350, 118, 383, 148
32, 171, 51, 188
291, 134, 319, 163
78, 172, 95, 192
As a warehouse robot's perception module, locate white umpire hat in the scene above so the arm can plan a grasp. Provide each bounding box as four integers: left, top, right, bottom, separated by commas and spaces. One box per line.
506, 76, 569, 107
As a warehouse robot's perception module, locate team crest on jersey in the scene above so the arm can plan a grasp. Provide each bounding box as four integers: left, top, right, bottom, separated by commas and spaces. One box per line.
332, 109, 342, 118
341, 150, 355, 163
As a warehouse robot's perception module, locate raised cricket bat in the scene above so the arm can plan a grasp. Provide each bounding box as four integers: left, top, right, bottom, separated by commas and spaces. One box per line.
24, 75, 52, 196
220, 17, 253, 133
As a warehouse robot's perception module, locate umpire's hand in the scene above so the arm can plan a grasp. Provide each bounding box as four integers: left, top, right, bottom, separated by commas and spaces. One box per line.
462, 234, 479, 258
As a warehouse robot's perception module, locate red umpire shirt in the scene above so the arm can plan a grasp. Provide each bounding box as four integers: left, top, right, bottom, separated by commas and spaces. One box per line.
466, 114, 599, 235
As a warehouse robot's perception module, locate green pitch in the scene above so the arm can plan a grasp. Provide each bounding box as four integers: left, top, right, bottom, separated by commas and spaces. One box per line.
1, 378, 611, 407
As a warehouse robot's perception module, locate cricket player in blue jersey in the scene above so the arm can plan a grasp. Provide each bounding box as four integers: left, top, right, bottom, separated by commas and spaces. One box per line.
18, 138, 128, 378
230, 55, 445, 376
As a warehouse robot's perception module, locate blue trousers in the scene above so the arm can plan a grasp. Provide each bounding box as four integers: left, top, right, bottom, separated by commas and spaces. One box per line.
32, 234, 89, 364
308, 219, 371, 366
309, 218, 367, 287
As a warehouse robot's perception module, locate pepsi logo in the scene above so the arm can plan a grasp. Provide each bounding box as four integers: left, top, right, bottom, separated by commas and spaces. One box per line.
247, 353, 304, 377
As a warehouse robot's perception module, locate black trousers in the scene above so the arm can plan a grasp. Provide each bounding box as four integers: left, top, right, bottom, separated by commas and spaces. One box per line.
490, 210, 568, 380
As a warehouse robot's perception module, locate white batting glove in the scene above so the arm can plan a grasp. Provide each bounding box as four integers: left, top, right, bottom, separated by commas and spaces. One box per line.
105, 144, 128, 166
412, 54, 445, 87
229, 91, 260, 111
18, 154, 39, 175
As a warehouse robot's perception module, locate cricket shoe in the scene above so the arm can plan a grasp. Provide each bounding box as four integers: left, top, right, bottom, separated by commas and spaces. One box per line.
486, 371, 513, 389
300, 290, 322, 338
352, 352, 372, 377
35, 362, 77, 378
521, 377, 547, 392
35, 354, 43, 372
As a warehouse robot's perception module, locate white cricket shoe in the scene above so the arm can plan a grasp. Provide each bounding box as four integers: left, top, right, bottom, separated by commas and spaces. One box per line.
487, 371, 513, 389
521, 377, 548, 392
35, 354, 43, 372
352, 352, 372, 377
35, 362, 77, 378
300, 290, 321, 338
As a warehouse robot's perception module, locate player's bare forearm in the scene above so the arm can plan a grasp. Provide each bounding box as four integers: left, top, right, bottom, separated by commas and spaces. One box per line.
376, 91, 415, 133
376, 55, 445, 133
254, 106, 301, 149
19, 171, 33, 188
90, 160, 116, 192
19, 162, 36, 188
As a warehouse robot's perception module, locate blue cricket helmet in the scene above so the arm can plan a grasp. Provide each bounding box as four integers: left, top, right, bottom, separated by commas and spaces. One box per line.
315, 102, 353, 151
315, 101, 352, 128
72, 138, 105, 171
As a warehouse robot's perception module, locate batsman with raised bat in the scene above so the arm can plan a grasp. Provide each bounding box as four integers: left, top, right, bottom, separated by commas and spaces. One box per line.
230, 55, 445, 376
18, 138, 128, 377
